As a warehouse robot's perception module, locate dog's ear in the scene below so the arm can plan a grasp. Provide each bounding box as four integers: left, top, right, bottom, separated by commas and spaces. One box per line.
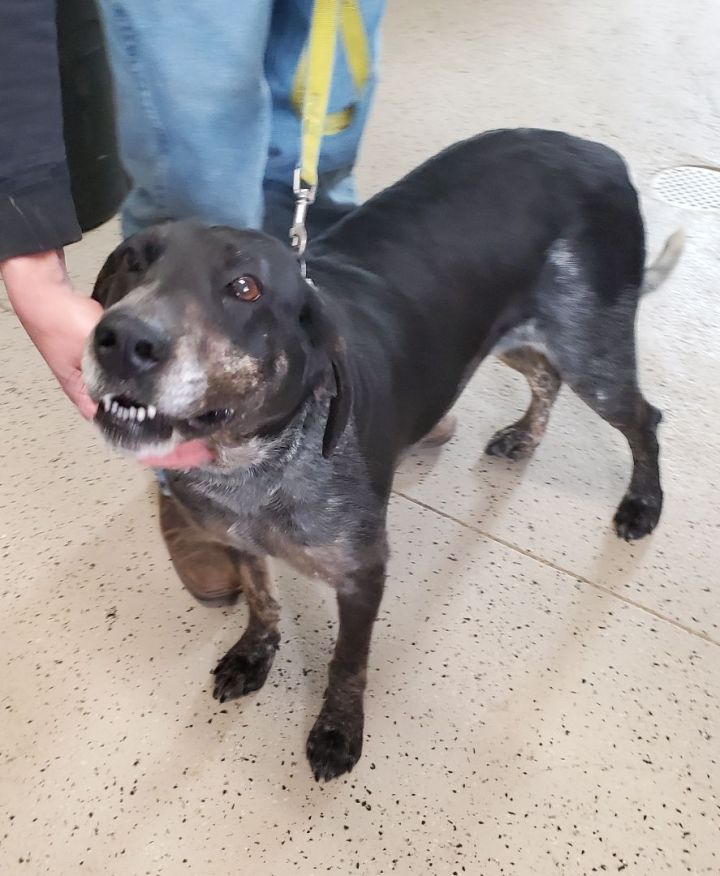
92, 229, 166, 309
300, 285, 353, 458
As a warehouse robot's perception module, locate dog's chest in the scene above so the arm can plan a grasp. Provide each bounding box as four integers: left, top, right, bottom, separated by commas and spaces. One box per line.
168, 455, 376, 582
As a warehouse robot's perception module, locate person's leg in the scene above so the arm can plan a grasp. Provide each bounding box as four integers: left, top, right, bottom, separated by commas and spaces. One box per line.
96, 0, 274, 237
263, 0, 386, 241
96, 1, 277, 594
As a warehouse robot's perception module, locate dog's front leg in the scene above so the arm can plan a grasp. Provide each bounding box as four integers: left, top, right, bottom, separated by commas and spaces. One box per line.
307, 558, 386, 782
212, 555, 280, 702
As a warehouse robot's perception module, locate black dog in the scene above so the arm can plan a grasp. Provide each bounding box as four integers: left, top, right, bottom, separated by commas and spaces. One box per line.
83, 129, 681, 781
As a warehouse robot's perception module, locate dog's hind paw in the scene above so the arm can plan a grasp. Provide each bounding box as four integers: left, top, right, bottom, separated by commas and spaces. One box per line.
306, 708, 363, 782
614, 493, 662, 541
212, 636, 278, 702
485, 425, 538, 460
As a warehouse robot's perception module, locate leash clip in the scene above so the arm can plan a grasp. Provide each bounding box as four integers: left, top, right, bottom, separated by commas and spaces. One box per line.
290, 168, 317, 274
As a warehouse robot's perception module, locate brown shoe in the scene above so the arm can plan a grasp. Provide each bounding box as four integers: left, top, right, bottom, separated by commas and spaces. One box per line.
417, 413, 457, 448
158, 490, 242, 606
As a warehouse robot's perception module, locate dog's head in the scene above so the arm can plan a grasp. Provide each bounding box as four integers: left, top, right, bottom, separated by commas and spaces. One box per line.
82, 221, 351, 465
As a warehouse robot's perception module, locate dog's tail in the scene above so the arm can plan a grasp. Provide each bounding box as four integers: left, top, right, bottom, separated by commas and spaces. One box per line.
642, 229, 684, 296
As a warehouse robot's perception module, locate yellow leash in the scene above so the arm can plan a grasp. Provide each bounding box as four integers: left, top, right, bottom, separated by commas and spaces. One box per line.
289, 0, 370, 263
291, 0, 372, 144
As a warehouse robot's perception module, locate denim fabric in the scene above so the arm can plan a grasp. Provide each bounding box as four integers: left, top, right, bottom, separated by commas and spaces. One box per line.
96, 0, 385, 240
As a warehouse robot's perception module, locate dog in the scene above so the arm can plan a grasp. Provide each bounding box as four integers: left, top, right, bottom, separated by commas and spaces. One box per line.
82, 128, 682, 781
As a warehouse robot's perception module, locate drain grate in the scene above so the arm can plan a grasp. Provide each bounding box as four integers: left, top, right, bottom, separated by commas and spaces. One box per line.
652, 165, 720, 212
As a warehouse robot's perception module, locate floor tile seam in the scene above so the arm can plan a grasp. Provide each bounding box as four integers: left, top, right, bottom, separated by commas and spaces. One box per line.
392, 489, 720, 649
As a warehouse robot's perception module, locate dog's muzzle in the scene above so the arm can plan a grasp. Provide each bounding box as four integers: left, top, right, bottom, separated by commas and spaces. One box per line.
85, 311, 234, 452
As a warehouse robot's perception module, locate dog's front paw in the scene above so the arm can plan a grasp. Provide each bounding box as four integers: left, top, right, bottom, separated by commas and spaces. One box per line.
485, 425, 537, 460
306, 706, 363, 782
614, 492, 662, 541
212, 636, 278, 702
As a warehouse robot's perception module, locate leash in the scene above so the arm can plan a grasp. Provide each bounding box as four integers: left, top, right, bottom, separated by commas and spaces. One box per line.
289, 0, 370, 275
291, 0, 371, 139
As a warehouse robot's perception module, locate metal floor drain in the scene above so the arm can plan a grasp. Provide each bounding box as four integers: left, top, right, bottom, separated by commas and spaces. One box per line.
652, 165, 720, 212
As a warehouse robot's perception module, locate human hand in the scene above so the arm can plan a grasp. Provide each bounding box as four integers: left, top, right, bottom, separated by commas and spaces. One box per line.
2, 250, 213, 469
2, 250, 101, 419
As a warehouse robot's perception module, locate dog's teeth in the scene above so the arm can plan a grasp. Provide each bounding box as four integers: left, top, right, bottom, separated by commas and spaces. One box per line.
102, 395, 112, 412
147, 405, 157, 420
136, 407, 146, 423
111, 401, 119, 415
128, 407, 137, 421
120, 407, 129, 420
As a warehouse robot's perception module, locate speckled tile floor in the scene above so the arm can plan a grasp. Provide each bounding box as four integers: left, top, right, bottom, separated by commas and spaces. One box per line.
2, 1, 719, 873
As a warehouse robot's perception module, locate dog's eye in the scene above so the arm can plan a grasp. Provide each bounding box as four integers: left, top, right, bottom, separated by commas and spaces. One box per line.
225, 275, 262, 302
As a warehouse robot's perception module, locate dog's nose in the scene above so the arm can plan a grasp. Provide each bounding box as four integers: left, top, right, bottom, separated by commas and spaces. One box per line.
93, 312, 170, 379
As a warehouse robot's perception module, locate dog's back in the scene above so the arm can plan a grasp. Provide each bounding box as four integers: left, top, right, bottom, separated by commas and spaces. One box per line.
308, 129, 647, 452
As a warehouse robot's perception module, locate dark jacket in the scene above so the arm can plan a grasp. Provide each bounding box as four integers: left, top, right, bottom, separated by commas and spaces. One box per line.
0, 0, 124, 262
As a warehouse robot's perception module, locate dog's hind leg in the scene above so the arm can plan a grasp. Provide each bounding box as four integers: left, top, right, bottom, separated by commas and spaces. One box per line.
566, 374, 663, 541
610, 398, 663, 541
485, 347, 561, 460
212, 555, 280, 701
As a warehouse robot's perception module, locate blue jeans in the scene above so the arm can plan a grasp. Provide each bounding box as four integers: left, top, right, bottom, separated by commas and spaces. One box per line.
97, 0, 385, 240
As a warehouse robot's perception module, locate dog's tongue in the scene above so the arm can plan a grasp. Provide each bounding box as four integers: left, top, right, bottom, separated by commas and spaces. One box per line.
138, 439, 214, 469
